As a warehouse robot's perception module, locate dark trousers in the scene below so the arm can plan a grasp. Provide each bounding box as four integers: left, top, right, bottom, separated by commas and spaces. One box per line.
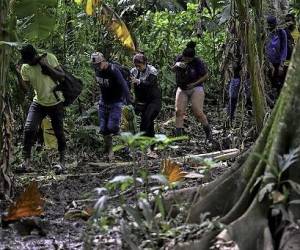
23, 101, 66, 159
271, 63, 284, 96
138, 100, 161, 137
98, 101, 123, 135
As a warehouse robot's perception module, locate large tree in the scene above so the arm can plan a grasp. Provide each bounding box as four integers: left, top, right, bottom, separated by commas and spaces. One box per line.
0, 0, 13, 198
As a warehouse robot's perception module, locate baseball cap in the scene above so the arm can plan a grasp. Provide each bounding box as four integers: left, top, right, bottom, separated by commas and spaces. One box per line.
267, 16, 277, 25
91, 52, 105, 64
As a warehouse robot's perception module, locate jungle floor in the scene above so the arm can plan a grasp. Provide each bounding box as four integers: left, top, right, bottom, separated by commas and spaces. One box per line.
0, 100, 257, 250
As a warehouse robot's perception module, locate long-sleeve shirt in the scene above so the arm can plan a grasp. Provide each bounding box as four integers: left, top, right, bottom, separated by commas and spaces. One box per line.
95, 64, 130, 104
130, 65, 161, 104
266, 28, 287, 65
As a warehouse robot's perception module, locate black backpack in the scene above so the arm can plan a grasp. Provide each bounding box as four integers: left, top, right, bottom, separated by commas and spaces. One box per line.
110, 61, 131, 84
53, 66, 83, 106
285, 28, 295, 60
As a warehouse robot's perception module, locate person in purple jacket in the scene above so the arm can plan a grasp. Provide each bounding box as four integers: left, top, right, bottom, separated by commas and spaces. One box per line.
91, 52, 132, 161
265, 16, 287, 98
171, 41, 213, 141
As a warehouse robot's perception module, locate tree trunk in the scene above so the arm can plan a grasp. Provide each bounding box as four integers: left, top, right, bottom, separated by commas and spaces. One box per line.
0, 0, 13, 198
237, 0, 267, 132
167, 41, 300, 249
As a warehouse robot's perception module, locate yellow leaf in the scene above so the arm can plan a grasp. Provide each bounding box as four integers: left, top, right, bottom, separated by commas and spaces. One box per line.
86, 0, 93, 15
161, 159, 186, 183
100, 4, 136, 51
41, 117, 57, 150
74, 0, 82, 4
3, 181, 44, 222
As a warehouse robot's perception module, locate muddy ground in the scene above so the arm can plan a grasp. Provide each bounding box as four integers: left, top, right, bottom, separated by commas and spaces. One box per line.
0, 103, 256, 250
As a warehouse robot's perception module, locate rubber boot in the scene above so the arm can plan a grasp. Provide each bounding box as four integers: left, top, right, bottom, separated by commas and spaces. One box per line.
175, 128, 184, 137
203, 124, 213, 141
54, 151, 66, 174
104, 135, 114, 161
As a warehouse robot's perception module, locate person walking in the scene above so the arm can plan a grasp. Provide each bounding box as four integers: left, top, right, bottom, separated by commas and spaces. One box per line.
172, 41, 213, 141
91, 52, 132, 161
17, 44, 66, 173
130, 53, 161, 157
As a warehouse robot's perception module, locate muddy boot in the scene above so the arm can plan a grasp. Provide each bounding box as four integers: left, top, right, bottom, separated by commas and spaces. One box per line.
175, 127, 184, 137
16, 158, 33, 173
104, 135, 114, 161
54, 151, 66, 174
203, 124, 213, 141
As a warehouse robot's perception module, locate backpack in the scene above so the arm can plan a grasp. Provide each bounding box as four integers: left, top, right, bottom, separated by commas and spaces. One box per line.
266, 29, 286, 64
110, 61, 131, 86
53, 66, 83, 106
285, 28, 295, 60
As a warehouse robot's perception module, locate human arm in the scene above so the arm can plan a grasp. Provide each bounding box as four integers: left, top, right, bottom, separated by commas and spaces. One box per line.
17, 64, 31, 92
116, 68, 132, 104
186, 73, 208, 89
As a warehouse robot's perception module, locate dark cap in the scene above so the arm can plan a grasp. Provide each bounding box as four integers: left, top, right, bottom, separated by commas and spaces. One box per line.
267, 16, 277, 26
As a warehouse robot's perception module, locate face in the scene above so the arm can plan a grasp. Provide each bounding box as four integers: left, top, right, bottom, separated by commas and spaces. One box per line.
268, 23, 276, 31
94, 61, 108, 71
135, 62, 146, 71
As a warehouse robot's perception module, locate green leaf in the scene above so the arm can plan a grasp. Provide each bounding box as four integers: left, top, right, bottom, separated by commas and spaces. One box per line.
149, 174, 168, 185
258, 183, 275, 202
14, 0, 58, 18
0, 41, 22, 48
93, 195, 108, 217
138, 199, 154, 227
109, 175, 133, 184
124, 205, 143, 227
155, 195, 165, 219
286, 180, 300, 195
23, 14, 56, 40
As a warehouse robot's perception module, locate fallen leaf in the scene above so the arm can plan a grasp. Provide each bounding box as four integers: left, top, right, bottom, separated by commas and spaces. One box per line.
161, 159, 186, 183
3, 181, 44, 222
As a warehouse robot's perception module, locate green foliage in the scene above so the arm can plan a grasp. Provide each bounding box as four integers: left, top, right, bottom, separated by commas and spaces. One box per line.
133, 3, 225, 98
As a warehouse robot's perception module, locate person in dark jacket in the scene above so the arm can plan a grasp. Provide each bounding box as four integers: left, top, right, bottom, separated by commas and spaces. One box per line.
265, 16, 287, 98
171, 41, 212, 141
91, 52, 132, 160
130, 53, 161, 156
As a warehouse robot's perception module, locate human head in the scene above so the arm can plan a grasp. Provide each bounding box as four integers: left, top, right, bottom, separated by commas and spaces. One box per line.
20, 44, 38, 65
267, 16, 277, 31
133, 53, 147, 71
285, 13, 296, 31
182, 41, 196, 62
90, 52, 108, 71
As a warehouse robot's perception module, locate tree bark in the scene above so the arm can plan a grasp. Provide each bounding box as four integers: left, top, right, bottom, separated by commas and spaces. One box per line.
0, 0, 13, 198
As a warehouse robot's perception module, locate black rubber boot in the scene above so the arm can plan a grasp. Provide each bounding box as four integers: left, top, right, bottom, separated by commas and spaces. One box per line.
104, 135, 114, 161
203, 124, 213, 141
175, 128, 184, 137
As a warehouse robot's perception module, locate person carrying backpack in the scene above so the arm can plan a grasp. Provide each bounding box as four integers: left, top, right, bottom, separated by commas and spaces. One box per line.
91, 52, 132, 161
265, 16, 287, 97
16, 44, 67, 173
130, 53, 162, 157
171, 41, 213, 141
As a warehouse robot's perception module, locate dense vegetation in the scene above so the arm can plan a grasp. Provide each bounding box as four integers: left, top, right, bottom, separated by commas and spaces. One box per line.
1, 0, 300, 249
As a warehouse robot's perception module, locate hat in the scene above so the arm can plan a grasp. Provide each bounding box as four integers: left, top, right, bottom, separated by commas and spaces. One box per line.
267, 16, 277, 25
91, 52, 105, 64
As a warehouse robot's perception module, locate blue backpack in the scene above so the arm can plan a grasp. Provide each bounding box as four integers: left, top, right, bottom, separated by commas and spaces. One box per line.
266, 29, 286, 64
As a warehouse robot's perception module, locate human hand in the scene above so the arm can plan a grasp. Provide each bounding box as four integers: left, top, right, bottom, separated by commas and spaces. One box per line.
15, 64, 21, 74
175, 62, 186, 68
130, 77, 140, 85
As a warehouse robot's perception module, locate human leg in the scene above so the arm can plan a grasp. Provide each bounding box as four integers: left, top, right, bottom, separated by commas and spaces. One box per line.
191, 87, 212, 140
175, 87, 188, 136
